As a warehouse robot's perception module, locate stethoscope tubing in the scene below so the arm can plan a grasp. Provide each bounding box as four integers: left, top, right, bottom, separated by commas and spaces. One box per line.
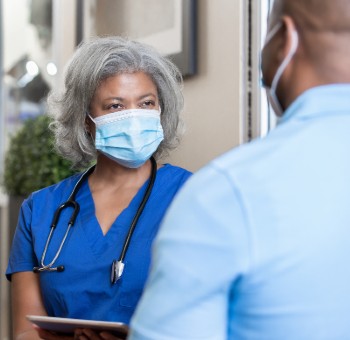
33, 158, 157, 282
118, 157, 156, 262
33, 166, 94, 273
110, 156, 157, 283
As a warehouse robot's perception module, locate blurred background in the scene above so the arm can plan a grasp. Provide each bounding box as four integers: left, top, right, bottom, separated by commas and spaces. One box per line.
0, 0, 274, 338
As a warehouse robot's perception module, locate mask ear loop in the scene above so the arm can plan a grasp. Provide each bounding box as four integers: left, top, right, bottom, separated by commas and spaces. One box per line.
271, 29, 299, 91
86, 113, 96, 124
266, 28, 299, 116
85, 113, 96, 142
261, 22, 283, 88
264, 22, 283, 45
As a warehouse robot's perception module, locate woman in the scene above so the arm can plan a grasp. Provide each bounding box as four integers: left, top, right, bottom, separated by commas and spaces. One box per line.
6, 36, 191, 339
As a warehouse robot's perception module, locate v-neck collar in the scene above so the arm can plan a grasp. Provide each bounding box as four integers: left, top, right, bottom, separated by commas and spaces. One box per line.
75, 174, 152, 256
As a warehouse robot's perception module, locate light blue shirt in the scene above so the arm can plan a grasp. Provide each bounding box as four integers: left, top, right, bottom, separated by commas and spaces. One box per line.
130, 84, 350, 339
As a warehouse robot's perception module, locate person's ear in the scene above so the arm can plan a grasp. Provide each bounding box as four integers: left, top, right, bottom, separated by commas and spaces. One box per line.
85, 116, 94, 137
85, 118, 90, 133
280, 15, 299, 61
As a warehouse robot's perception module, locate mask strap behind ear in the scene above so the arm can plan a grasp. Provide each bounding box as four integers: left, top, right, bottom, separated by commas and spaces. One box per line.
271, 29, 299, 90
264, 22, 283, 45
86, 113, 96, 124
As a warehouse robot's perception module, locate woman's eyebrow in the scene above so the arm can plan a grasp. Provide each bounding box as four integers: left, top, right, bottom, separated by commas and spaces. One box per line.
138, 93, 157, 100
104, 96, 124, 101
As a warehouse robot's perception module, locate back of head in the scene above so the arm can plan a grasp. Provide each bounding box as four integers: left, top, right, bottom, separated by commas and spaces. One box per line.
261, 0, 350, 110
271, 0, 350, 83
276, 0, 350, 31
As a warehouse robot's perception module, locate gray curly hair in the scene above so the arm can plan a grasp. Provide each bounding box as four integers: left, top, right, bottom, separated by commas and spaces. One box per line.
48, 36, 184, 169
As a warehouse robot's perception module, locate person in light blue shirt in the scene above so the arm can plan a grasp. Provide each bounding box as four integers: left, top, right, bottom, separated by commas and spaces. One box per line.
129, 0, 350, 339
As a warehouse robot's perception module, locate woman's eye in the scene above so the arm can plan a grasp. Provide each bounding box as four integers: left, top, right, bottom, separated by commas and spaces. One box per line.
109, 103, 123, 110
141, 100, 155, 108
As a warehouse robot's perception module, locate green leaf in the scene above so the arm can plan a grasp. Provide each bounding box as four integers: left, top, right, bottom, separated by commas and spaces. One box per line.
3, 115, 77, 196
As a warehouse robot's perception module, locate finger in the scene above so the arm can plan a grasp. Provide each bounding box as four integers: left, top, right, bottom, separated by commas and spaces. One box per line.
74, 328, 83, 339
35, 327, 63, 340
35, 327, 56, 340
76, 336, 89, 340
100, 332, 125, 340
81, 328, 102, 339
34, 325, 74, 340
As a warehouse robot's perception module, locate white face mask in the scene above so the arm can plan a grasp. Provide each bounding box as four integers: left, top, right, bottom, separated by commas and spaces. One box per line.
89, 108, 164, 168
262, 22, 299, 116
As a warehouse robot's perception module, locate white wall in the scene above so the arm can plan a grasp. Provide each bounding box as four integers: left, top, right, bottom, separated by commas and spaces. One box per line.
166, 0, 244, 172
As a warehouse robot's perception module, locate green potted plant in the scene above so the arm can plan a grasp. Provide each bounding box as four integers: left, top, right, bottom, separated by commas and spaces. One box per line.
2, 114, 76, 240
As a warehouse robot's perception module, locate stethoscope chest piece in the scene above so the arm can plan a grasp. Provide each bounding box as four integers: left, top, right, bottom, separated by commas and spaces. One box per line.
111, 260, 125, 284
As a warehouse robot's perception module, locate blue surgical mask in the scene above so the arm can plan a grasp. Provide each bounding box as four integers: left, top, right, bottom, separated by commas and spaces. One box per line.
262, 22, 299, 116
89, 108, 164, 168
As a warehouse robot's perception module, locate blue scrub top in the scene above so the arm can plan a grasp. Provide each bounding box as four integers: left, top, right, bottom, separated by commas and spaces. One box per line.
6, 164, 191, 324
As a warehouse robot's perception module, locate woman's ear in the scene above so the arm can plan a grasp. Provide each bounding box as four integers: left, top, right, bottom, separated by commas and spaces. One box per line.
85, 116, 93, 137
85, 119, 91, 134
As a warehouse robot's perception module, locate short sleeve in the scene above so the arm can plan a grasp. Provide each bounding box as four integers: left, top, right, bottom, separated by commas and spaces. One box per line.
130, 164, 252, 339
6, 196, 38, 280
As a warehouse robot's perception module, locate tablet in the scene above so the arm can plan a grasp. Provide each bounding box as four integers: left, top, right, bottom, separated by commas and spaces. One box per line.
27, 315, 129, 338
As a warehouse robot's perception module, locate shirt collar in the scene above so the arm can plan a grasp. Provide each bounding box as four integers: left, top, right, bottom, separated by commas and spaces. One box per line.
279, 84, 350, 125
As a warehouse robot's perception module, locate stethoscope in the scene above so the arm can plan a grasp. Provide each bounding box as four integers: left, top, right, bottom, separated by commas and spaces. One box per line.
33, 157, 157, 284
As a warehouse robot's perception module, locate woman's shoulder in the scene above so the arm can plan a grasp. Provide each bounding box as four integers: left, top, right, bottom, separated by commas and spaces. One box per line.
156, 163, 192, 187
159, 163, 191, 176
29, 172, 83, 201
146, 164, 191, 206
